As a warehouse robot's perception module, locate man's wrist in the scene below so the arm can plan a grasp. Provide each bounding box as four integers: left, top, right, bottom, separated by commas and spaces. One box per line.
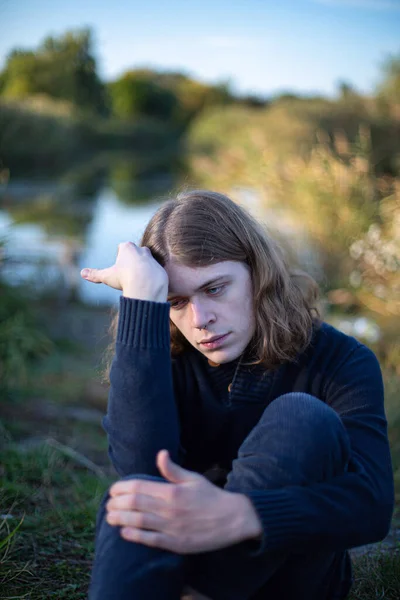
122, 288, 168, 302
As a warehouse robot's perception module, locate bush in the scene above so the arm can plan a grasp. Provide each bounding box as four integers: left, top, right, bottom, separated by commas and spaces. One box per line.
0, 243, 53, 391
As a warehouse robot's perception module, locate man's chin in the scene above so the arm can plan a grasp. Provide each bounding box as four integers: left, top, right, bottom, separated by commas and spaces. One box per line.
201, 347, 242, 364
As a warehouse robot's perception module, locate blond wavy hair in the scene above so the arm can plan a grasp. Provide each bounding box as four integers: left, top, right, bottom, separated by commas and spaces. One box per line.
105, 190, 320, 375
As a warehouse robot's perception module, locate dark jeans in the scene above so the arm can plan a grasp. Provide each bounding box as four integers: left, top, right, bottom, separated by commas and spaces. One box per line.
89, 393, 353, 600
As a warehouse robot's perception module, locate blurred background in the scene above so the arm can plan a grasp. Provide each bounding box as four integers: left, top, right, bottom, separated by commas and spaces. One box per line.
0, 1, 399, 597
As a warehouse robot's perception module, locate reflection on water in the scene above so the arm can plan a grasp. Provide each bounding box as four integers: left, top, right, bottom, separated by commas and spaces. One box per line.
0, 155, 187, 305
81, 189, 164, 305
0, 185, 164, 305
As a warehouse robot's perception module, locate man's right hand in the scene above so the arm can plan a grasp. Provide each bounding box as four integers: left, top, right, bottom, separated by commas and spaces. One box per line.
80, 242, 169, 302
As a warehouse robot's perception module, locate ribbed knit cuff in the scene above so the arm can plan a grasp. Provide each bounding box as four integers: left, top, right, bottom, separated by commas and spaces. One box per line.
244, 489, 301, 556
117, 297, 170, 349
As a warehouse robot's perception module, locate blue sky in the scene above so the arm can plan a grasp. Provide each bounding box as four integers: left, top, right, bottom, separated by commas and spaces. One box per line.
0, 0, 399, 97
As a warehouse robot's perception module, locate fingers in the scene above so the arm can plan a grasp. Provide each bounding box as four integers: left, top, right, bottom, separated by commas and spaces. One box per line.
107, 492, 166, 513
109, 478, 172, 499
116, 241, 144, 256
119, 527, 170, 550
157, 450, 200, 484
80, 267, 102, 283
107, 509, 164, 531
80, 266, 119, 288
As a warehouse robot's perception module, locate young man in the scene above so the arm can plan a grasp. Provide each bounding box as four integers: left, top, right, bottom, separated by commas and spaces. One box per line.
82, 190, 394, 600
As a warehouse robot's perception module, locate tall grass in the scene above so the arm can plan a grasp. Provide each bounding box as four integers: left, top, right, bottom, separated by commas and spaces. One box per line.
0, 241, 54, 392
189, 111, 399, 314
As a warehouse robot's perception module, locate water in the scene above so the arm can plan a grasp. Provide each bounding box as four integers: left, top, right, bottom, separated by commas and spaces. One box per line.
0, 179, 166, 305
0, 173, 322, 306
80, 189, 164, 305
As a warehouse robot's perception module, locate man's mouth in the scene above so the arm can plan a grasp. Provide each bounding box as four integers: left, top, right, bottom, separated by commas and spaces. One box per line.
199, 333, 230, 349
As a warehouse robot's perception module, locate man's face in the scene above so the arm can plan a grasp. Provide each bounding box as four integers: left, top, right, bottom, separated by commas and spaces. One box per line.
166, 258, 256, 364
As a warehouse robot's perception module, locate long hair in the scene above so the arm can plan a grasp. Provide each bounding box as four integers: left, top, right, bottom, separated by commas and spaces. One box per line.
104, 190, 320, 377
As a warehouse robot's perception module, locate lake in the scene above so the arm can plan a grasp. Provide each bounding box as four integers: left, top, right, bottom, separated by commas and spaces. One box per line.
0, 178, 173, 305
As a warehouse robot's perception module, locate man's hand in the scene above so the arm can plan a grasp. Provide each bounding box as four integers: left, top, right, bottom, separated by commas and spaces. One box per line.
80, 242, 168, 302
105, 450, 263, 554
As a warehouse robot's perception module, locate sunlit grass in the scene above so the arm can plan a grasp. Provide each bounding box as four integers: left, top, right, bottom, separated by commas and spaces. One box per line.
0, 444, 112, 599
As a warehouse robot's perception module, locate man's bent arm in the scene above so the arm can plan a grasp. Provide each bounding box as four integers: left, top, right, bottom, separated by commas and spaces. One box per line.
104, 297, 181, 476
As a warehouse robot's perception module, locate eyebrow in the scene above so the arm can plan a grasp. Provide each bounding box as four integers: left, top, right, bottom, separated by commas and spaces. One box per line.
168, 275, 228, 298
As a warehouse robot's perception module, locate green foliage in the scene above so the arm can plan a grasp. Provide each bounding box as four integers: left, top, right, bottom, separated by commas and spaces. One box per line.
349, 551, 400, 599
0, 308, 53, 387
376, 52, 400, 117
108, 71, 179, 122
156, 73, 233, 124
0, 28, 107, 115
0, 515, 24, 551
0, 444, 111, 599
108, 69, 234, 126
0, 97, 95, 174
0, 97, 183, 176
0, 25, 235, 130
0, 271, 53, 391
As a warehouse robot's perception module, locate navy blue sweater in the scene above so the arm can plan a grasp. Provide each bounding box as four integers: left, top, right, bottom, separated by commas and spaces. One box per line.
104, 297, 394, 554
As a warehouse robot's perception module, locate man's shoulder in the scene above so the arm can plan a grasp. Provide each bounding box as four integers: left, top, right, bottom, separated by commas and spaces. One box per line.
299, 319, 371, 372
288, 320, 382, 398
311, 319, 361, 352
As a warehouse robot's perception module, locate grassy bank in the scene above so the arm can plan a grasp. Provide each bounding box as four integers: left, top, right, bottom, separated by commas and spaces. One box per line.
0, 446, 111, 599
0, 296, 112, 598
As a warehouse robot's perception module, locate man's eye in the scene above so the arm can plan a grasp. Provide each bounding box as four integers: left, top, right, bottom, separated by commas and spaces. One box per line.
170, 299, 187, 309
206, 285, 224, 296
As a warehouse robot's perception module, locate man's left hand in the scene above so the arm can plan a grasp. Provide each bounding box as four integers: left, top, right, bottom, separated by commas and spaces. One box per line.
106, 450, 263, 554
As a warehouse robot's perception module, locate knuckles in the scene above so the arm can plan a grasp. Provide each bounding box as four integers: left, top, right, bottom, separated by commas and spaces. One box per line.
135, 512, 146, 528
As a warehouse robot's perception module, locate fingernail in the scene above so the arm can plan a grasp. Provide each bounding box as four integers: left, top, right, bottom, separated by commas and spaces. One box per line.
81, 268, 90, 278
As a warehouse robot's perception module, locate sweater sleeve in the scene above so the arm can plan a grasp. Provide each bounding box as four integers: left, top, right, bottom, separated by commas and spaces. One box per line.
103, 297, 181, 477
244, 343, 395, 554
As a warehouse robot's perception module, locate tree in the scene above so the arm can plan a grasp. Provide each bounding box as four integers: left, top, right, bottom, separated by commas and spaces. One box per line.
376, 52, 400, 117
337, 80, 358, 101
108, 71, 179, 121
108, 69, 235, 126
0, 29, 107, 115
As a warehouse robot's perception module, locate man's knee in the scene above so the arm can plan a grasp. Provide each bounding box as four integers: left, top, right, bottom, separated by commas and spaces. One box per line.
252, 392, 350, 456
264, 392, 344, 427
230, 392, 351, 489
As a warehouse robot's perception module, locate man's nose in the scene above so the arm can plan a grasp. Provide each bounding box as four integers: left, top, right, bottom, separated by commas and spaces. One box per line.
191, 301, 214, 330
